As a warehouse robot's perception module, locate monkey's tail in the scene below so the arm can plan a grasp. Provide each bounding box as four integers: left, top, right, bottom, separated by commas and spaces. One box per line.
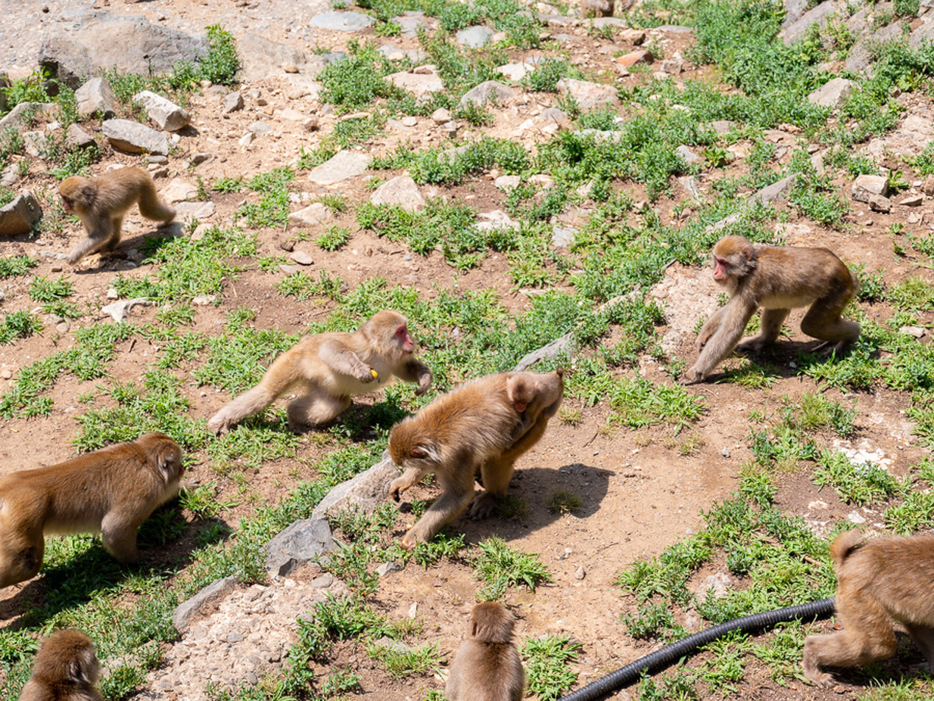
138, 180, 176, 223
830, 529, 865, 568
557, 598, 835, 701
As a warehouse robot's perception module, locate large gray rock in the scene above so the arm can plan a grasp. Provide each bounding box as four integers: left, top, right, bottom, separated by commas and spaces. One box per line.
102, 118, 169, 156
237, 33, 329, 81
172, 575, 238, 633
0, 103, 56, 132
783, 0, 812, 27
808, 77, 854, 108
264, 519, 337, 577
75, 77, 116, 118
847, 21, 904, 73
387, 65, 444, 97
38, 11, 208, 88
751, 174, 796, 205
133, 90, 190, 131
307, 150, 372, 185
852, 174, 888, 202
456, 25, 494, 48
458, 80, 515, 108
312, 452, 400, 521
911, 15, 934, 48
370, 175, 425, 211
556, 78, 617, 110
308, 11, 375, 31
0, 191, 42, 236
782, 0, 841, 45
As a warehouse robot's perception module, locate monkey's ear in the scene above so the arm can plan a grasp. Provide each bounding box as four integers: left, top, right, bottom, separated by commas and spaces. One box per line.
66, 657, 90, 685
742, 244, 757, 262
410, 443, 440, 462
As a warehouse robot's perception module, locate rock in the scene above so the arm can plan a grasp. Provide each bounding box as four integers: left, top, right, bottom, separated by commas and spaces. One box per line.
782, 0, 840, 45
476, 210, 519, 232
133, 90, 190, 131
290, 250, 314, 266
264, 519, 337, 577
676, 145, 702, 165
288, 202, 333, 227
660, 53, 684, 75
847, 21, 903, 73
574, 565, 586, 580
0, 191, 42, 236
868, 194, 892, 212
0, 102, 56, 132
174, 201, 215, 222
497, 61, 533, 81
923, 176, 934, 196
698, 573, 733, 602
311, 452, 400, 520
237, 33, 328, 81
752, 174, 796, 205
387, 65, 445, 97
900, 194, 923, 207
101, 297, 153, 322
23, 132, 48, 158
75, 77, 117, 118
102, 119, 169, 156
708, 120, 736, 134
394, 11, 437, 36
556, 78, 617, 110
38, 11, 208, 88
173, 576, 239, 633
307, 150, 372, 185
495, 175, 522, 191
376, 562, 403, 577
852, 174, 888, 202
456, 25, 494, 48
308, 11, 375, 31
783, 0, 811, 27
65, 123, 95, 149
432, 107, 452, 124
616, 49, 652, 67
164, 178, 198, 203
222, 92, 244, 114
370, 176, 425, 212
619, 28, 646, 44
808, 77, 854, 108
459, 80, 515, 108
514, 333, 574, 371
552, 225, 575, 248
900, 325, 926, 338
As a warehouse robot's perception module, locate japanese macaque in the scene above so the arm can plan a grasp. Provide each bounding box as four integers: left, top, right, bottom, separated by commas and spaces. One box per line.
19, 630, 103, 701
388, 368, 564, 548
0, 433, 183, 588
446, 602, 524, 701
60, 167, 175, 265
803, 530, 934, 687
207, 311, 433, 435
683, 235, 859, 384
581, 0, 613, 17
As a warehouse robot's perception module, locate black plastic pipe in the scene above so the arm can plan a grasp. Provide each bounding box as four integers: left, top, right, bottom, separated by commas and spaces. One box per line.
558, 597, 835, 701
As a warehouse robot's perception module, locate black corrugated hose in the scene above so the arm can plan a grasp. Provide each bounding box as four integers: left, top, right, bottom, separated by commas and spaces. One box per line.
558, 597, 835, 701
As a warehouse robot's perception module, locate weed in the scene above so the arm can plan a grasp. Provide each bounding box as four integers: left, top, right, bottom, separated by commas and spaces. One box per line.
471, 536, 553, 599
28, 275, 73, 302
546, 490, 582, 514
0, 311, 42, 345
316, 225, 351, 251
522, 635, 582, 701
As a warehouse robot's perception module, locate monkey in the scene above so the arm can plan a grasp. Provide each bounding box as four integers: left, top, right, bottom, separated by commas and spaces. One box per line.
387, 368, 564, 548
581, 0, 614, 17
19, 630, 103, 701
446, 602, 525, 701
206, 311, 433, 435
803, 530, 934, 687
0, 433, 183, 588
682, 235, 859, 384
60, 167, 176, 265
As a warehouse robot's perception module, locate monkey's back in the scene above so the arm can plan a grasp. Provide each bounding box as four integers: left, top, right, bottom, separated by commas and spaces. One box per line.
747, 245, 855, 308
446, 640, 524, 701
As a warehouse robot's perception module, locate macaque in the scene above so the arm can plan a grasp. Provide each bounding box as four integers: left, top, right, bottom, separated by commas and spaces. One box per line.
803, 530, 934, 687
581, 0, 613, 17
0, 433, 183, 588
388, 368, 564, 548
446, 602, 524, 701
683, 235, 859, 384
207, 311, 433, 435
60, 167, 176, 265
19, 630, 103, 701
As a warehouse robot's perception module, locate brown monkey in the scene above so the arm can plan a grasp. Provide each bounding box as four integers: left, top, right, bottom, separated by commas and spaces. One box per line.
803, 530, 934, 687
446, 602, 525, 701
683, 235, 859, 384
19, 630, 103, 701
207, 311, 432, 434
0, 433, 183, 588
581, 0, 614, 17
60, 167, 176, 265
388, 368, 564, 548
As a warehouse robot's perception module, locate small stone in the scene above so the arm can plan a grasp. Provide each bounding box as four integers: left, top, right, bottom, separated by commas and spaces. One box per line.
290, 250, 314, 265
900, 194, 923, 207
574, 566, 586, 580
900, 325, 926, 338
720, 448, 730, 458
847, 511, 867, 525
279, 240, 295, 252
868, 194, 892, 213
431, 108, 451, 124
376, 562, 403, 577
222, 92, 244, 114
808, 500, 829, 510
923, 176, 934, 196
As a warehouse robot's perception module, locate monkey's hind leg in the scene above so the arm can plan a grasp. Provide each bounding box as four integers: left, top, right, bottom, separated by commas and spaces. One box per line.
469, 459, 516, 519
98, 214, 124, 255
801, 298, 860, 352
904, 624, 934, 672
286, 391, 351, 431
736, 308, 790, 353
100, 512, 143, 562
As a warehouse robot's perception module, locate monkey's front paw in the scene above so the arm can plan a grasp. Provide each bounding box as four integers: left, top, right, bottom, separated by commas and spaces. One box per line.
357, 366, 378, 383
680, 368, 704, 385
467, 492, 498, 520
399, 532, 418, 550
803, 670, 833, 688
388, 480, 404, 502
206, 414, 229, 436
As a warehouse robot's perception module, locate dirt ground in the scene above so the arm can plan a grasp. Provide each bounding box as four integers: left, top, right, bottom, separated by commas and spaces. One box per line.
1, 0, 934, 699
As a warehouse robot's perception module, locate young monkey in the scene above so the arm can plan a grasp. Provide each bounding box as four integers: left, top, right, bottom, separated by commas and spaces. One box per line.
803, 530, 934, 687
19, 629, 103, 701
446, 602, 524, 701
60, 167, 176, 265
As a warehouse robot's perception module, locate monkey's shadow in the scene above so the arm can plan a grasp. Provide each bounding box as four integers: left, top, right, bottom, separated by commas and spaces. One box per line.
714, 341, 861, 382
0, 506, 230, 624
459, 463, 612, 542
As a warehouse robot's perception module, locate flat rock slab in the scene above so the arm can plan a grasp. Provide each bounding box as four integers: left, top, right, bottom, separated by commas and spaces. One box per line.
75, 77, 117, 118
309, 11, 375, 31
808, 77, 854, 108
456, 25, 494, 48
556, 78, 618, 110
370, 175, 425, 211
387, 66, 445, 97
311, 452, 399, 520
459, 80, 515, 108
264, 518, 336, 577
307, 150, 372, 185
133, 90, 190, 131
0, 191, 42, 236
102, 119, 169, 155
237, 33, 329, 81
782, 0, 841, 45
